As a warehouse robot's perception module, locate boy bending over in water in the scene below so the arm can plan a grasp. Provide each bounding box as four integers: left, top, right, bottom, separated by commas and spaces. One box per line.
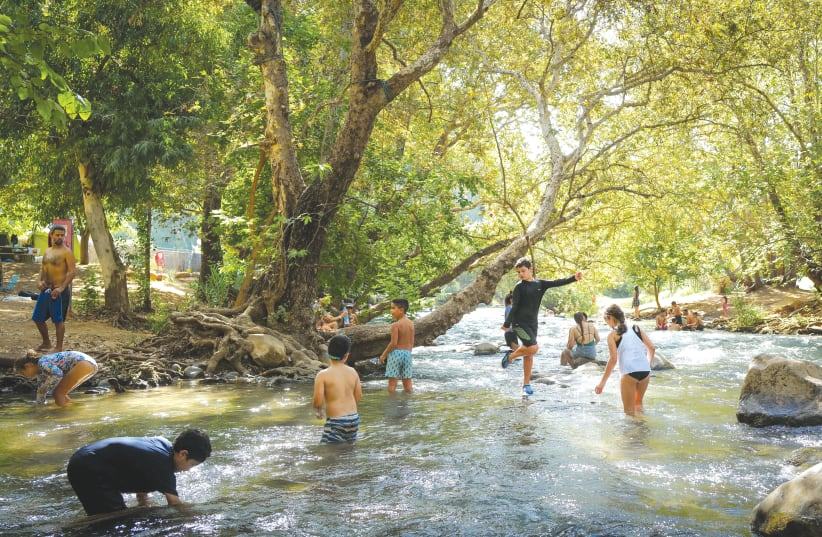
313, 334, 363, 443
67, 429, 211, 515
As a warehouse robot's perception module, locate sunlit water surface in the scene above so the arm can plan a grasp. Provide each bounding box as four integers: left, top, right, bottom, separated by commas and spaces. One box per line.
1, 307, 821, 536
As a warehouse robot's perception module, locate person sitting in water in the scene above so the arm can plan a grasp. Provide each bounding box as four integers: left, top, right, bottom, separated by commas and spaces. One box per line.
18, 350, 98, 406
655, 311, 668, 330
560, 312, 600, 369
683, 309, 705, 331
669, 301, 683, 327
67, 429, 211, 515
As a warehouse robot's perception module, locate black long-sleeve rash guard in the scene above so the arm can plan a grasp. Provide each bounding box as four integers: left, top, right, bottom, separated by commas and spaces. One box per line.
503, 275, 577, 333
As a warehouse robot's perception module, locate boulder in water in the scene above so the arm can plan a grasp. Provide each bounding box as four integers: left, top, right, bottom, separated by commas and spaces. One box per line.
751, 462, 822, 537
473, 342, 499, 355
737, 354, 822, 427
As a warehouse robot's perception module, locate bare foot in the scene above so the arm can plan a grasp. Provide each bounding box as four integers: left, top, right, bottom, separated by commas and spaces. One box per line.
35, 343, 53, 352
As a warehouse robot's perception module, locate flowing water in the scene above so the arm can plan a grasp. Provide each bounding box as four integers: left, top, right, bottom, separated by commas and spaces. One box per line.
1, 306, 821, 536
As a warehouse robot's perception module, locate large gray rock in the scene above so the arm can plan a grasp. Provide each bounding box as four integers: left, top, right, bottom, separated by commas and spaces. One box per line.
474, 342, 499, 355
243, 333, 288, 369
751, 462, 822, 537
737, 354, 822, 427
651, 352, 675, 370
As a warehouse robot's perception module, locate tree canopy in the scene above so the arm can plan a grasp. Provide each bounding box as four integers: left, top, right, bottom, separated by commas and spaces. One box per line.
1, 0, 819, 349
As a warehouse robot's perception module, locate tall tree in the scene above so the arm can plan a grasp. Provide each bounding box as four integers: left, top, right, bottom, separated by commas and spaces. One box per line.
3, 1, 230, 316
245, 0, 499, 335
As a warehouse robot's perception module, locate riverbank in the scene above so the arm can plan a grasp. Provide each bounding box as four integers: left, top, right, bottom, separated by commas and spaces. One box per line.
1, 260, 820, 373
629, 286, 822, 335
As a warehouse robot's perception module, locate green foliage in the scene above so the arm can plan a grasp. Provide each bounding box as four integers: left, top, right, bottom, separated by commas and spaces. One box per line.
74, 265, 102, 314
192, 265, 234, 308
316, 145, 481, 304
732, 297, 765, 330
542, 285, 597, 317
146, 299, 172, 334
0, 4, 108, 129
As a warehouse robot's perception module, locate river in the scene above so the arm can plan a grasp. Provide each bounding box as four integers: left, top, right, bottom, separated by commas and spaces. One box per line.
1, 306, 821, 536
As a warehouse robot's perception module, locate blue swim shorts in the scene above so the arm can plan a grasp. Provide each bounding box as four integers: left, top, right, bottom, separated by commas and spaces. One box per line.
32, 287, 71, 324
321, 413, 360, 444
385, 349, 413, 379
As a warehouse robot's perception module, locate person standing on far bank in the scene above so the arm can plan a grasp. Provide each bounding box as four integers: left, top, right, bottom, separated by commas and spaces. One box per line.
32, 225, 76, 352
501, 258, 582, 396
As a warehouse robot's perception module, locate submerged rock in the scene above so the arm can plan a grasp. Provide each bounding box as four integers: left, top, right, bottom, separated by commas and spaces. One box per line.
737, 354, 822, 427
473, 342, 499, 355
751, 462, 822, 537
183, 366, 204, 379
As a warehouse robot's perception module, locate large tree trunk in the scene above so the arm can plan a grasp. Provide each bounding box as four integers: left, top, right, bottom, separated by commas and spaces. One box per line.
343, 236, 535, 363
199, 181, 225, 302
78, 162, 130, 316
246, 0, 497, 339
79, 227, 90, 265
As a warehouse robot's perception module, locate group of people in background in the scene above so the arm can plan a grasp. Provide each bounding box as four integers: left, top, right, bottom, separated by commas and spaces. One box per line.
315, 296, 359, 330
655, 301, 705, 331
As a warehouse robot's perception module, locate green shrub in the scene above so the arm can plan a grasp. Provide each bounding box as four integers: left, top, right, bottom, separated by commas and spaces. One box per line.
146, 299, 172, 334
733, 296, 765, 329
192, 265, 234, 307
75, 266, 103, 314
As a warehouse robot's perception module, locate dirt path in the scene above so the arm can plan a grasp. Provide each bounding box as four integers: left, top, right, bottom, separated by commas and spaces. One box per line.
0, 262, 189, 360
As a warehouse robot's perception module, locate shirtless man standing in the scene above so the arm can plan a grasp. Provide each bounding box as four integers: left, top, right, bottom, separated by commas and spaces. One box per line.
32, 225, 76, 352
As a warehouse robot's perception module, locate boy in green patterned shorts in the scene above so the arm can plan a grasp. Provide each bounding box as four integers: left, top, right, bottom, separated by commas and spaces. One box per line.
380, 298, 415, 394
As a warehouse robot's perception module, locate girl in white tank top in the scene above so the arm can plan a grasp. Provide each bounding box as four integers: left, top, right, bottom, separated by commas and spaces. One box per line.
595, 304, 656, 415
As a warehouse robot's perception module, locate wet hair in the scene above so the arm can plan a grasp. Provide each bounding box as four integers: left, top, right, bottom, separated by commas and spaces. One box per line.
392, 298, 409, 313
573, 312, 586, 331
604, 304, 627, 335
50, 224, 66, 234
327, 334, 352, 360
17, 352, 39, 369
514, 257, 531, 269
173, 429, 212, 462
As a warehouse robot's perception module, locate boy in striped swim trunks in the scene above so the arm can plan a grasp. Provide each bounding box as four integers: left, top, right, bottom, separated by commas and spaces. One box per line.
380, 298, 415, 394
313, 334, 362, 444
